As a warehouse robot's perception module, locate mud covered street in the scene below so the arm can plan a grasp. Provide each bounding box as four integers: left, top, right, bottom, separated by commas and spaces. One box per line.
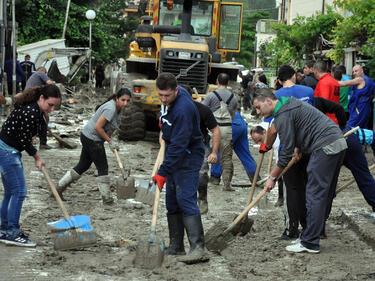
1, 90, 375, 281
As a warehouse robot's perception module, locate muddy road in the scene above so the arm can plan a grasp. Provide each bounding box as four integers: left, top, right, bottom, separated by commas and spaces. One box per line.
0, 90, 375, 281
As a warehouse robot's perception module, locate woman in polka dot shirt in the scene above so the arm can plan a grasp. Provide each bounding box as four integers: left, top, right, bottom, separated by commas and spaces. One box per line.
0, 84, 61, 247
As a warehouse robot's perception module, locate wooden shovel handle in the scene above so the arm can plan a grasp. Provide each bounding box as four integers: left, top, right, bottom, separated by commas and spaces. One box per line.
247, 153, 265, 204
248, 124, 270, 204
151, 139, 166, 228
344, 126, 359, 137
41, 167, 71, 221
226, 157, 298, 235
267, 148, 274, 175
114, 149, 124, 169
149, 137, 166, 185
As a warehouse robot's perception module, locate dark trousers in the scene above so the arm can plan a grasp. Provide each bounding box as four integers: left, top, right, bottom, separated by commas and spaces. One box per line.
283, 154, 309, 233
343, 134, 375, 211
166, 154, 203, 217
73, 133, 108, 176
301, 148, 345, 250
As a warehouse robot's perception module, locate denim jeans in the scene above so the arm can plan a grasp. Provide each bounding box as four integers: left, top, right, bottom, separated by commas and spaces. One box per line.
0, 147, 26, 236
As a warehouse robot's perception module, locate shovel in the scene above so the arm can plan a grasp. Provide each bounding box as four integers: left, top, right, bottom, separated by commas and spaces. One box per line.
135, 139, 166, 205
133, 140, 165, 269
42, 167, 97, 250
48, 129, 77, 149
205, 157, 297, 252
232, 125, 270, 235
114, 148, 136, 200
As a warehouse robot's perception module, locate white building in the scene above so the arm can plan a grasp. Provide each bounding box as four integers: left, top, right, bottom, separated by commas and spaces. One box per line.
278, 0, 336, 24
254, 19, 277, 67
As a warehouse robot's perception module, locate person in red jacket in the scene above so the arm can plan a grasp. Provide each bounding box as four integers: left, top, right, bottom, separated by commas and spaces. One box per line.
313, 61, 341, 124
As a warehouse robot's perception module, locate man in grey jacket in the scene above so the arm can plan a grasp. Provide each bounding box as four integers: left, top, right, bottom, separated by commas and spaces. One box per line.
253, 88, 347, 254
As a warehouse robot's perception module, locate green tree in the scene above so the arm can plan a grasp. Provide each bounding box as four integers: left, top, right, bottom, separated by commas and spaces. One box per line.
329, 0, 375, 77
15, 0, 138, 64
265, 7, 342, 67
232, 11, 271, 67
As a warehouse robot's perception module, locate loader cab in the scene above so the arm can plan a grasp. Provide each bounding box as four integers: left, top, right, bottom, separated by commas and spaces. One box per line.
159, 0, 213, 36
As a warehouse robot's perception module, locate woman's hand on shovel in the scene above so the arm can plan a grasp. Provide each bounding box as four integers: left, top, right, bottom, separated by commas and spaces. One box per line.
33, 153, 45, 171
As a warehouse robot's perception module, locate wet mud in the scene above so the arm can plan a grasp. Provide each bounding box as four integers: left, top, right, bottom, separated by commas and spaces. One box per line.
0, 91, 374, 281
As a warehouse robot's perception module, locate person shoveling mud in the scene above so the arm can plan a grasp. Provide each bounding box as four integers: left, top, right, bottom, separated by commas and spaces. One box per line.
153, 73, 209, 264
252, 88, 347, 254
57, 88, 131, 204
0, 85, 61, 247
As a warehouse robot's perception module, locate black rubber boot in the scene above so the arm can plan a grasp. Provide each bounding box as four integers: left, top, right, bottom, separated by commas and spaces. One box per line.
165, 214, 186, 255
178, 215, 209, 264
198, 173, 209, 214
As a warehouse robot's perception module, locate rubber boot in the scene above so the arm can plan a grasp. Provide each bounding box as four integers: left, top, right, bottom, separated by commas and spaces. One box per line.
165, 214, 186, 255
178, 215, 209, 264
97, 175, 114, 204
222, 167, 234, 191
198, 173, 209, 214
54, 169, 80, 200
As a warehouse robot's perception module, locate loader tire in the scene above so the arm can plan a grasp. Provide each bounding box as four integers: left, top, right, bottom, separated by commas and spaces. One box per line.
119, 103, 146, 141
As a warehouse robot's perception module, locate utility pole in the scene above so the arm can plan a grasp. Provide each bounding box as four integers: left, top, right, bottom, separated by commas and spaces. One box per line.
62, 0, 71, 39
12, 0, 16, 96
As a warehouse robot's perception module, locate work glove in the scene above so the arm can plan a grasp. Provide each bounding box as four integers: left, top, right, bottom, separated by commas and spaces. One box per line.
4, 97, 12, 106
259, 143, 271, 154
153, 174, 166, 191
108, 140, 119, 151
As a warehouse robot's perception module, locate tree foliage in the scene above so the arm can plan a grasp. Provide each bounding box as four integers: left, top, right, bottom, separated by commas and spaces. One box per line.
265, 7, 342, 67
15, 0, 139, 64
328, 0, 375, 63
232, 11, 271, 67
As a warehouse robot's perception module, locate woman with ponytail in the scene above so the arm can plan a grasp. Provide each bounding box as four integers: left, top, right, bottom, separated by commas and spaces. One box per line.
57, 88, 131, 204
0, 84, 61, 247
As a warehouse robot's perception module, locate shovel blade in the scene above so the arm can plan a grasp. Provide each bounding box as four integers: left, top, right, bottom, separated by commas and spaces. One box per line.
116, 176, 136, 199
230, 215, 254, 236
135, 180, 156, 206
54, 229, 97, 251
47, 215, 93, 233
205, 221, 234, 252
133, 237, 165, 269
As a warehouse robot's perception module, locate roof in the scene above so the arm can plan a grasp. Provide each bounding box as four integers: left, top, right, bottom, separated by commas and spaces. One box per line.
18, 39, 66, 53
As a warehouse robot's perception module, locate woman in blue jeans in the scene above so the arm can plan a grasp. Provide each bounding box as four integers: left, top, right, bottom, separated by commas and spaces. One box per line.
0, 84, 61, 247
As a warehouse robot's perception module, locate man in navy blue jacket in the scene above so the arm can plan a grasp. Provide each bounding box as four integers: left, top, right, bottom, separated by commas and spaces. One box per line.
153, 73, 208, 264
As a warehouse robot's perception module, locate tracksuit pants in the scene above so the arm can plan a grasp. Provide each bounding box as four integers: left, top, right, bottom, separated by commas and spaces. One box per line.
301, 148, 345, 251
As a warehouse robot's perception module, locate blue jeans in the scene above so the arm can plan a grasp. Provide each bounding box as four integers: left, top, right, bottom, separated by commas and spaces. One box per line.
0, 148, 26, 236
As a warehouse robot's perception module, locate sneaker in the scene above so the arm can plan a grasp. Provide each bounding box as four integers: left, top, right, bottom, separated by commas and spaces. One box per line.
0, 232, 7, 244
39, 144, 52, 150
290, 238, 301, 244
4, 232, 36, 247
286, 242, 319, 254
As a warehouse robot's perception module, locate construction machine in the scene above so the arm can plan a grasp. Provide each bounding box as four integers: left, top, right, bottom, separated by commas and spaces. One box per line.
117, 0, 243, 140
